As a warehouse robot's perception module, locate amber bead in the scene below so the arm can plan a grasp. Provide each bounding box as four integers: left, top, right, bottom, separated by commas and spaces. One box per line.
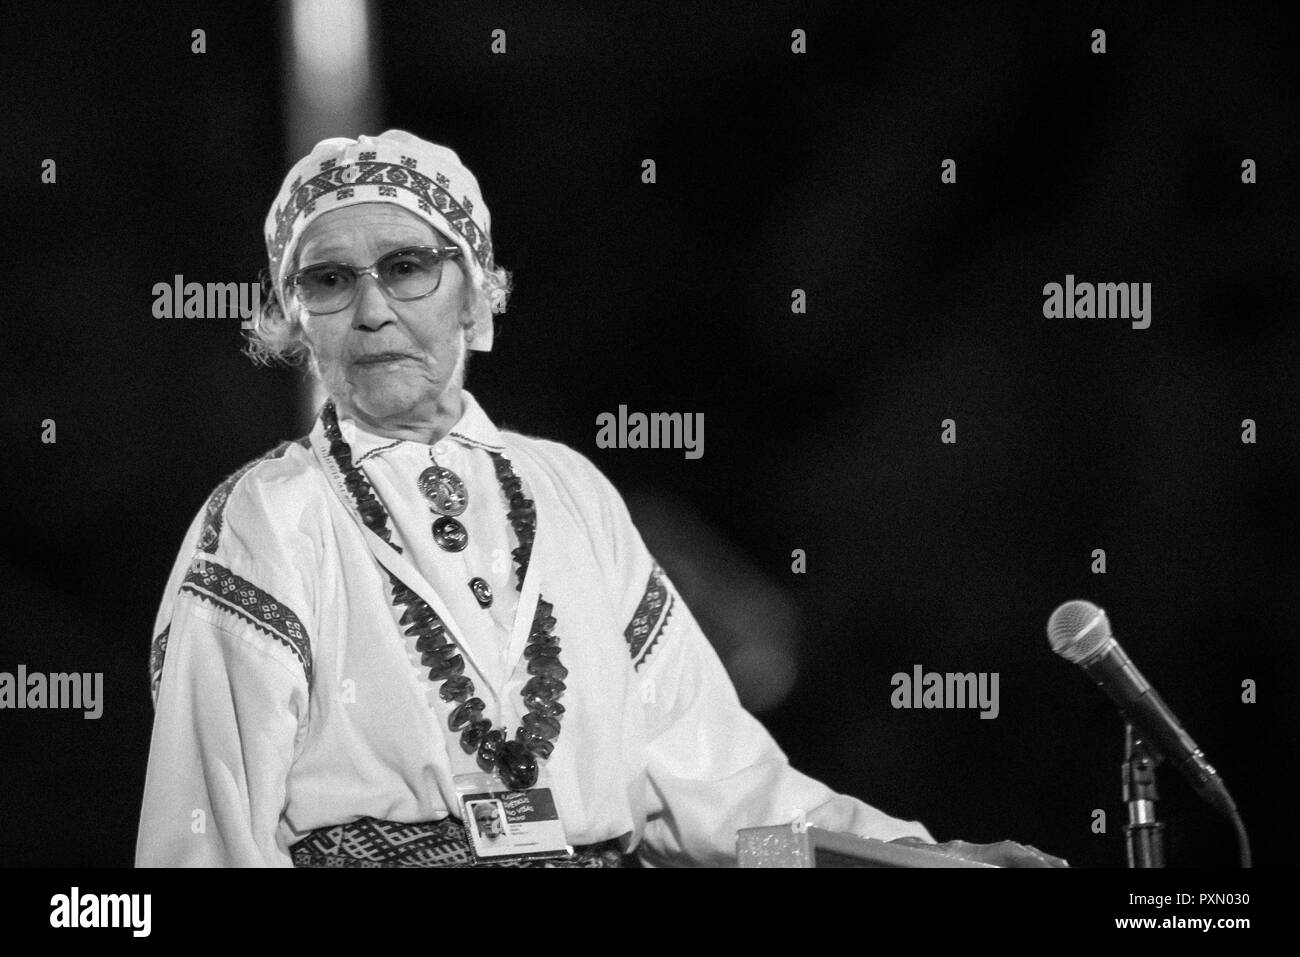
525, 698, 565, 719
427, 654, 464, 681
460, 718, 492, 753
400, 604, 437, 626
527, 657, 569, 680
449, 697, 486, 731
521, 674, 565, 702
421, 645, 460, 668
477, 729, 506, 772
521, 712, 561, 740
415, 630, 448, 653
519, 734, 554, 759
439, 675, 474, 702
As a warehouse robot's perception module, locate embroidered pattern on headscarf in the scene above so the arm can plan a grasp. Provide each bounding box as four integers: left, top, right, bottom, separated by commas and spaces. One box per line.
267, 160, 493, 280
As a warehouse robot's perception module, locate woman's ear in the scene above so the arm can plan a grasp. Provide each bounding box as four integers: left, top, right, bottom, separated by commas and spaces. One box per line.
461, 286, 494, 351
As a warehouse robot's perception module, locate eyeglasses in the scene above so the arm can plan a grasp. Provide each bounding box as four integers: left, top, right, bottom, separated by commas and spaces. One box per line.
285, 244, 463, 315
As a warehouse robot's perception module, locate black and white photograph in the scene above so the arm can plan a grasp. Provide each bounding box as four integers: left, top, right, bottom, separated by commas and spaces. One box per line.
2, 0, 1294, 940
469, 800, 505, 842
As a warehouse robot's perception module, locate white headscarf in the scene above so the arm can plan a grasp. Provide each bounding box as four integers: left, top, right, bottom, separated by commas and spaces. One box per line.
265, 130, 498, 351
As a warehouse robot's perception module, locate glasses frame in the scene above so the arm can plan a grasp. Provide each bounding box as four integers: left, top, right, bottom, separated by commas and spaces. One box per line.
284, 243, 464, 315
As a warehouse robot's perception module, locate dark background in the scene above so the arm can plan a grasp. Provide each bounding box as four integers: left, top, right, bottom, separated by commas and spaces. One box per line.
2, 1, 1296, 869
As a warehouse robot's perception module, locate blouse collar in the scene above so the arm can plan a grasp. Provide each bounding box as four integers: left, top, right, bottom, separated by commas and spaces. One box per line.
328, 389, 506, 463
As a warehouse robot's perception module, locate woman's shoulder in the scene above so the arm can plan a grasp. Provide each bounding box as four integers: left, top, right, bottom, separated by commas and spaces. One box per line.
499, 430, 618, 499
192, 436, 327, 554
497, 430, 641, 553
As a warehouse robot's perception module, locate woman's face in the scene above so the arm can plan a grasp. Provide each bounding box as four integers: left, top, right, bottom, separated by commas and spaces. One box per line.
474, 803, 504, 839
295, 203, 470, 426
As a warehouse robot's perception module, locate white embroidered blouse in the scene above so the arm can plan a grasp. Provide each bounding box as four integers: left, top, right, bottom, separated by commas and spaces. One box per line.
137, 390, 932, 866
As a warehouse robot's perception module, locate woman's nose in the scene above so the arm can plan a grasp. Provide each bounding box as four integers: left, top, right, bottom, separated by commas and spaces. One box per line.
350, 272, 394, 329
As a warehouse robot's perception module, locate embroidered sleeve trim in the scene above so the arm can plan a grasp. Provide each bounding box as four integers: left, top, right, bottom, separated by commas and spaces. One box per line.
624, 564, 675, 671
197, 440, 297, 554
180, 558, 313, 686
633, 597, 673, 673
148, 624, 170, 703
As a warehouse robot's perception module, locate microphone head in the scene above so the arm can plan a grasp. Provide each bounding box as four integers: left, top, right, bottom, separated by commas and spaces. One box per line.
1047, 600, 1114, 664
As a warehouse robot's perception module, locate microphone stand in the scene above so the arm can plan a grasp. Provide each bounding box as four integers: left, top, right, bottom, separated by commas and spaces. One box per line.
1122, 723, 1165, 867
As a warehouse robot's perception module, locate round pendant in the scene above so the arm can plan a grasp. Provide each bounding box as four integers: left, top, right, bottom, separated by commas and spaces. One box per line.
417, 465, 468, 516
432, 516, 469, 552
468, 577, 493, 608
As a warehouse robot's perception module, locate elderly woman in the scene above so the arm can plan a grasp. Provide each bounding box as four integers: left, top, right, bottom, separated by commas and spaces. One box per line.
137, 130, 1063, 868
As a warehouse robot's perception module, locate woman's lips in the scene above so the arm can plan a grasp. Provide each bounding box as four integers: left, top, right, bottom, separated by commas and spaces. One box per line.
352, 352, 415, 366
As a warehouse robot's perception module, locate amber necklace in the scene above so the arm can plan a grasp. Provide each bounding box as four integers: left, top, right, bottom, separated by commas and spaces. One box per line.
320, 400, 567, 789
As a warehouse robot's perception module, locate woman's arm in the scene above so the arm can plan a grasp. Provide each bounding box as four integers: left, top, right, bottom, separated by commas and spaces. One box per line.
138, 461, 316, 867
633, 573, 934, 866
137, 586, 308, 867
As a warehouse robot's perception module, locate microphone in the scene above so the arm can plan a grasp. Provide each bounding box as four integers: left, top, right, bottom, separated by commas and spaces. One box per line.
1046, 600, 1237, 818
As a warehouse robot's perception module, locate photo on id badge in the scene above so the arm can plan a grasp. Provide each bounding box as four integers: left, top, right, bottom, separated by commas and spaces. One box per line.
469, 800, 506, 841
458, 775, 571, 861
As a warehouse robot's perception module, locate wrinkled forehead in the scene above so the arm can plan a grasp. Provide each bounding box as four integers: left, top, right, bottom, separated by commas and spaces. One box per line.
297, 203, 454, 262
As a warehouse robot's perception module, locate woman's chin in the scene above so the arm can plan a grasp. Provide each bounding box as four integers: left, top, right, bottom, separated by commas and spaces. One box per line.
348, 380, 449, 422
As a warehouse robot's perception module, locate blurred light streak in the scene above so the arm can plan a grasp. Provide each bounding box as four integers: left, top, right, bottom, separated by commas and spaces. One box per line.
627, 490, 802, 713
284, 0, 382, 426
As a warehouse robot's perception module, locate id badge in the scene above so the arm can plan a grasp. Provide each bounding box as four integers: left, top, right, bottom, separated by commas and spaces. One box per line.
454, 771, 573, 863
